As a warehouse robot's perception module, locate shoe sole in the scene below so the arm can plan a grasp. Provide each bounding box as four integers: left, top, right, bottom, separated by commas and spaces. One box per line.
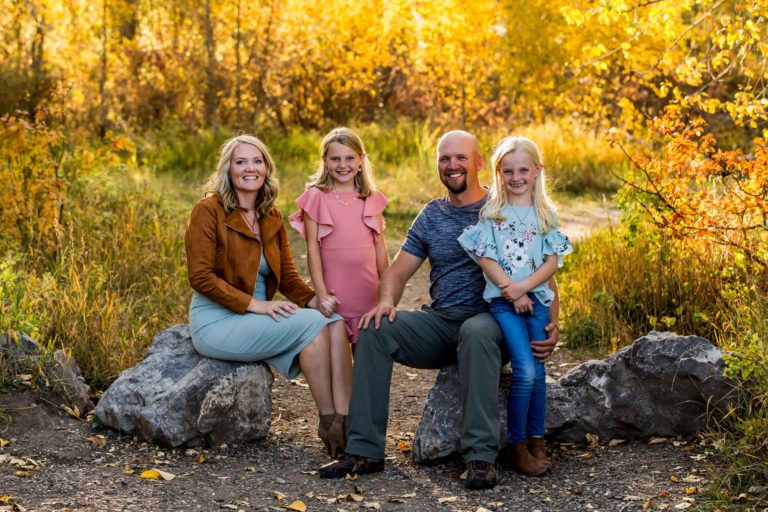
466, 477, 498, 490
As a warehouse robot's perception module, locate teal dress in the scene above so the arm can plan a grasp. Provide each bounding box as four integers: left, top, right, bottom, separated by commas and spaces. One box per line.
189, 252, 340, 379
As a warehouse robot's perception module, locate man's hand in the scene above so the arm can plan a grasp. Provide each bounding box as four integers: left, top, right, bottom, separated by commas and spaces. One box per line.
531, 322, 558, 362
359, 301, 397, 331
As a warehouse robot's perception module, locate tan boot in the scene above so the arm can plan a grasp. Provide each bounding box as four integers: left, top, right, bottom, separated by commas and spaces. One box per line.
527, 437, 552, 469
508, 441, 548, 476
318, 414, 335, 455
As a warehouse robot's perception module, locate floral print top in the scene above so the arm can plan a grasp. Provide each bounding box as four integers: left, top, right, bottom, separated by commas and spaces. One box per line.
457, 205, 573, 305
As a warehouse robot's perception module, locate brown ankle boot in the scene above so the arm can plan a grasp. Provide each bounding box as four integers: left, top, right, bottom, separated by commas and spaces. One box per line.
527, 437, 551, 469
318, 414, 335, 455
508, 441, 548, 476
326, 414, 347, 459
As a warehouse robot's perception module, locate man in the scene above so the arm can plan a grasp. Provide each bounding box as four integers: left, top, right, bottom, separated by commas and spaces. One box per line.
319, 130, 558, 489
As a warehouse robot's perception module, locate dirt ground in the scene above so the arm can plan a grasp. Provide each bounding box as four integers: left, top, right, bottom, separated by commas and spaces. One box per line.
0, 203, 715, 511
0, 359, 714, 512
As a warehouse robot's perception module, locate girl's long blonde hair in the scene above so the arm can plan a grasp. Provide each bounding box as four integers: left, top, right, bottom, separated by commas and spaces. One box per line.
480, 136, 557, 234
203, 134, 279, 217
306, 127, 376, 197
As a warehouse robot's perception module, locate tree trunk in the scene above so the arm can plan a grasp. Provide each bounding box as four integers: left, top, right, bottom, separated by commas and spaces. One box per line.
201, 0, 218, 135
98, 0, 109, 138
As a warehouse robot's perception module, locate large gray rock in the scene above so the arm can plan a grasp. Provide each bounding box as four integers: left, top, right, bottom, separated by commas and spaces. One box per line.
95, 325, 274, 447
413, 331, 737, 462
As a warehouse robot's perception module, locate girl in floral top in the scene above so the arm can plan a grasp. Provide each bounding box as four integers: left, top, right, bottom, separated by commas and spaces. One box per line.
458, 136, 572, 476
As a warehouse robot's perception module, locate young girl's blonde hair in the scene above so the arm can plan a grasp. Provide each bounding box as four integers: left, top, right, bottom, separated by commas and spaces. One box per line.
306, 127, 376, 198
480, 136, 557, 234
203, 134, 279, 217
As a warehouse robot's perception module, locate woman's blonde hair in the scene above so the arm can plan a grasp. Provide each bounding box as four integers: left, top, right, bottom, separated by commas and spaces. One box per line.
306, 127, 376, 198
480, 136, 557, 234
203, 134, 279, 217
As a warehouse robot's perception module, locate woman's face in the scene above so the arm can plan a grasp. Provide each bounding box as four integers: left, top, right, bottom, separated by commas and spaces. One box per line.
229, 143, 268, 196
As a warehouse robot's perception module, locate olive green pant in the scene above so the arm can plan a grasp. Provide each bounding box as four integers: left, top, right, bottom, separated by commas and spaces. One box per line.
346, 307, 503, 463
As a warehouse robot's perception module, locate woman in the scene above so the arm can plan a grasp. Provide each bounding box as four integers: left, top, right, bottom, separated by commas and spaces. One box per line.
185, 134, 352, 457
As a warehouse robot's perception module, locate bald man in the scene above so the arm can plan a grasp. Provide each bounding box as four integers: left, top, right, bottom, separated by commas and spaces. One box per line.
319, 131, 558, 489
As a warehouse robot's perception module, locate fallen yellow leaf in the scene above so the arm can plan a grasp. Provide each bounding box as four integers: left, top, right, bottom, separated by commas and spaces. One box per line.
684, 487, 698, 495
0, 439, 10, 447
123, 466, 135, 475
585, 433, 599, 448
273, 491, 286, 500
62, 405, 81, 419
140, 469, 174, 481
197, 454, 207, 464
14, 470, 29, 478
345, 494, 364, 502
284, 500, 306, 512
397, 439, 411, 453
345, 473, 358, 481
670, 475, 680, 482
580, 452, 593, 459
0, 495, 11, 504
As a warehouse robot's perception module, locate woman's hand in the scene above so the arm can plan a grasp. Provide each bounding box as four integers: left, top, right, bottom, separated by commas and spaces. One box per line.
247, 298, 298, 321
512, 294, 534, 315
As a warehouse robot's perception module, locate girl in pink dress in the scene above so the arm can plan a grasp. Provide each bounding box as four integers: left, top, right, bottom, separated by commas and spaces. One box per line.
289, 127, 389, 347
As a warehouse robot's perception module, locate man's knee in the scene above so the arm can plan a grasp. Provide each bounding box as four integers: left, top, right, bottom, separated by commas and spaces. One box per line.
357, 317, 399, 355
459, 312, 502, 349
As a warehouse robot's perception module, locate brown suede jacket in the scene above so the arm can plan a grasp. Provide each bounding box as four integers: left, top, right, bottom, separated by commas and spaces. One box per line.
185, 195, 316, 314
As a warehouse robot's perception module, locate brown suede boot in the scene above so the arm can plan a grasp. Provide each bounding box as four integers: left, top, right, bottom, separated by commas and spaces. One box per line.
527, 437, 552, 469
326, 414, 347, 459
507, 441, 548, 476
318, 414, 335, 456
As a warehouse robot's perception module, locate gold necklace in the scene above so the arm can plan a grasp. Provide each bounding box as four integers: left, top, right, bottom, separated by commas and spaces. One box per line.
330, 185, 357, 207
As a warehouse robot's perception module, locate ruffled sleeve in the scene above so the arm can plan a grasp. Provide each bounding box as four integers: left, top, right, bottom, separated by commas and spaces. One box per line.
457, 220, 499, 262
362, 191, 389, 235
542, 226, 574, 268
287, 188, 335, 241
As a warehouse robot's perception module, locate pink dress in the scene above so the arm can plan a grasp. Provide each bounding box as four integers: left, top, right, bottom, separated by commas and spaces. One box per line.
289, 187, 388, 343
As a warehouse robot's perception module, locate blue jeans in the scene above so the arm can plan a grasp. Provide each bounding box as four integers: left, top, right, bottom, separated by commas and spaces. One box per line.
490, 295, 549, 444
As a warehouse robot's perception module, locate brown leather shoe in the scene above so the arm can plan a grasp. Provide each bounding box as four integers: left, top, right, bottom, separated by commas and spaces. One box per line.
507, 442, 548, 476
465, 460, 498, 490
527, 437, 552, 469
318, 453, 384, 479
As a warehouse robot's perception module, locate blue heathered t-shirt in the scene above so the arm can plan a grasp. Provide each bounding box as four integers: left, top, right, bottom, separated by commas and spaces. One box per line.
401, 194, 489, 313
